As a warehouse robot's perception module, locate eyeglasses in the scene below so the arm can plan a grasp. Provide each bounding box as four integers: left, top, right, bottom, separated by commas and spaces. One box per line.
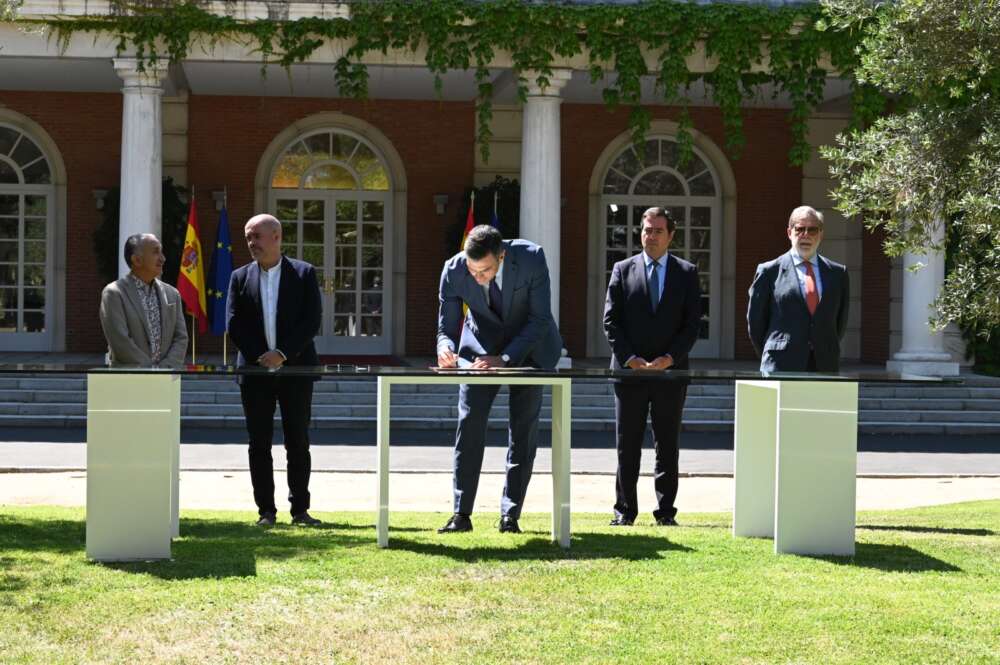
791, 225, 822, 237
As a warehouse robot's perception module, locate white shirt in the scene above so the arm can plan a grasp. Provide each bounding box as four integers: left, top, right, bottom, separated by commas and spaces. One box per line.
259, 261, 282, 352
790, 249, 823, 300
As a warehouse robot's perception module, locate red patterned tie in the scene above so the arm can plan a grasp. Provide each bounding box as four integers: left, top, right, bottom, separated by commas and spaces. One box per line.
804, 261, 819, 315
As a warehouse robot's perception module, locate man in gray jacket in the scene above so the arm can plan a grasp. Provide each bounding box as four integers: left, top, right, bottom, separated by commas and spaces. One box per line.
747, 206, 850, 373
99, 233, 188, 367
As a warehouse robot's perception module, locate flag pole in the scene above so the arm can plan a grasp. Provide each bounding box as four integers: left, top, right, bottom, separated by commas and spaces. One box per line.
222, 185, 228, 366
191, 185, 196, 365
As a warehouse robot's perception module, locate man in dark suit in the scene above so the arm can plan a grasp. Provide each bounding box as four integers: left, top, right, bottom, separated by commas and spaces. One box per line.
436, 225, 562, 535
604, 207, 702, 527
747, 206, 850, 373
227, 213, 323, 527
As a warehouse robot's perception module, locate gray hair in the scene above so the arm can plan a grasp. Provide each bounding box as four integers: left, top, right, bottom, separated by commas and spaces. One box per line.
123, 233, 157, 268
788, 205, 824, 228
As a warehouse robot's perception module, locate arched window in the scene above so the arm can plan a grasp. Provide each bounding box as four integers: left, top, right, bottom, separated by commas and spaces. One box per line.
599, 137, 721, 356
268, 129, 392, 354
0, 125, 54, 346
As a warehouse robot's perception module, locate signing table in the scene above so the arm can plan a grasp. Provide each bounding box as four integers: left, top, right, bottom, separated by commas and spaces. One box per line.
0, 364, 953, 560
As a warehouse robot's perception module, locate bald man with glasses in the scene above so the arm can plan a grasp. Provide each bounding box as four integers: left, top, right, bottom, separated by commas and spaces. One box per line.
747, 205, 850, 373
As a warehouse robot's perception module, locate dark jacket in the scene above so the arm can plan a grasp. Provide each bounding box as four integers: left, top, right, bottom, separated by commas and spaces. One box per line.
226, 255, 322, 379
747, 250, 850, 373
436, 239, 562, 369
603, 252, 702, 371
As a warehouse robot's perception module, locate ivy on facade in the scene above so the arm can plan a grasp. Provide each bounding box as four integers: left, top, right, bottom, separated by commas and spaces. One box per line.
25, 0, 880, 165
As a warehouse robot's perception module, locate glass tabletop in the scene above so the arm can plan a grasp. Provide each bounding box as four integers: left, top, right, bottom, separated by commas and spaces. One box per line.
0, 363, 961, 383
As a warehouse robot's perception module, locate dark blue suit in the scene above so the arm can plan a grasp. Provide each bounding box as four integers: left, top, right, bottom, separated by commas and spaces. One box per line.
437, 240, 562, 519
227, 255, 322, 517
747, 251, 849, 373
604, 252, 701, 521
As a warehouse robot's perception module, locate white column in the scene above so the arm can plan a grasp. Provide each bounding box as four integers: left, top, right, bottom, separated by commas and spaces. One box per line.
519, 69, 572, 328
886, 223, 959, 376
114, 58, 168, 278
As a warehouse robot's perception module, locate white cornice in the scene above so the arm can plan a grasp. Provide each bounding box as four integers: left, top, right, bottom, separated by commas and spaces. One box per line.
17, 1, 349, 20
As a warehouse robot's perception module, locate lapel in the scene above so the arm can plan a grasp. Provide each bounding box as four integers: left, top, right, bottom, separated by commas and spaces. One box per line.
814, 254, 834, 316
660, 253, 679, 312
500, 243, 517, 322
153, 278, 171, 340
121, 276, 153, 343
778, 251, 810, 314
631, 253, 651, 314
464, 259, 498, 323
276, 256, 294, 339
246, 261, 265, 326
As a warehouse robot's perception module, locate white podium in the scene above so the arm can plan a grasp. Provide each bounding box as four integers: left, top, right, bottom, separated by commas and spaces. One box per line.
733, 380, 859, 556
375, 374, 572, 548
86, 373, 181, 561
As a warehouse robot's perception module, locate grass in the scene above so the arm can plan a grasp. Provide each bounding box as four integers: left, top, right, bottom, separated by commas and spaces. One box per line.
1, 502, 998, 665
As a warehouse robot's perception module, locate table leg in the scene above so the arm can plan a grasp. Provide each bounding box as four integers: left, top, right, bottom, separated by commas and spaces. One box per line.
774, 381, 858, 556
733, 381, 778, 538
550, 380, 571, 548
376, 377, 391, 548
170, 382, 180, 539
86, 374, 178, 561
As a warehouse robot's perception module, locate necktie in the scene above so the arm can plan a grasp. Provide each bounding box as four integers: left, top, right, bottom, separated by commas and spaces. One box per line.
803, 261, 819, 315
489, 279, 503, 319
649, 262, 660, 311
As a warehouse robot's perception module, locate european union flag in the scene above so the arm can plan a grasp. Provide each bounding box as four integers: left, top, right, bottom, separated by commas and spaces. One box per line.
206, 206, 233, 335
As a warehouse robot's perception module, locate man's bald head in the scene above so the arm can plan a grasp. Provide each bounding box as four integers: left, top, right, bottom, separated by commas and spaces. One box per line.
245, 213, 283, 269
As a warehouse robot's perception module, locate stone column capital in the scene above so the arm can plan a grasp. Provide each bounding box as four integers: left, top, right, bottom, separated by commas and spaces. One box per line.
521, 68, 573, 98
113, 57, 169, 92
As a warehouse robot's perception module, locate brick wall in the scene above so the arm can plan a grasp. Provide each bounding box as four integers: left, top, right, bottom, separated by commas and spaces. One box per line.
561, 104, 802, 359
186, 95, 476, 355
0, 91, 122, 352
2, 91, 886, 360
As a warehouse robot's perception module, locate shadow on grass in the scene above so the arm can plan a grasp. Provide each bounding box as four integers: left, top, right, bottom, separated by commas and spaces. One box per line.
814, 543, 962, 572
101, 517, 377, 580
858, 524, 995, 537
0, 515, 84, 554
0, 514, 375, 581
386, 531, 694, 562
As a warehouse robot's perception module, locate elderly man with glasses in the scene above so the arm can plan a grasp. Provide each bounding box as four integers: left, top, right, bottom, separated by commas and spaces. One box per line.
747, 205, 850, 373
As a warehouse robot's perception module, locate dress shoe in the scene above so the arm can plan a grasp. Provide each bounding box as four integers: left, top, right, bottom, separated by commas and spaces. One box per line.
291, 511, 322, 526
438, 513, 472, 533
655, 516, 679, 526
498, 516, 522, 534
609, 516, 635, 526
255, 512, 277, 527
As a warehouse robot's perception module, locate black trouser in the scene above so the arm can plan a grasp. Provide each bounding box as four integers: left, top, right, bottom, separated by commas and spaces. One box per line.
453, 383, 544, 520
613, 380, 688, 521
239, 376, 314, 517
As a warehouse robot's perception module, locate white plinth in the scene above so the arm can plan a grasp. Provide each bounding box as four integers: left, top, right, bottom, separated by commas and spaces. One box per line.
376, 374, 572, 549
733, 380, 859, 556
86, 373, 181, 561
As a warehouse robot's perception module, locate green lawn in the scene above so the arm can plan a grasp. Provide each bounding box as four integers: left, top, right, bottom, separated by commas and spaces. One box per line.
1, 502, 998, 664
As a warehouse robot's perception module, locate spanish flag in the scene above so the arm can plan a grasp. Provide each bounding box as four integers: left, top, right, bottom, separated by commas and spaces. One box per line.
177, 194, 208, 334
460, 190, 475, 250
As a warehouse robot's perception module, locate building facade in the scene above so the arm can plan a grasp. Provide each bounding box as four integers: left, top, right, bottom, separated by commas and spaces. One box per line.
0, 1, 963, 369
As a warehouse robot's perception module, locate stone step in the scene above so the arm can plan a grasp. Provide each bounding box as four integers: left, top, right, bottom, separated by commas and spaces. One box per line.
3, 412, 996, 436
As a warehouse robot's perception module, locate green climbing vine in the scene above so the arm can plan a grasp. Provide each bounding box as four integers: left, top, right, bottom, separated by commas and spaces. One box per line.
21, 0, 877, 165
